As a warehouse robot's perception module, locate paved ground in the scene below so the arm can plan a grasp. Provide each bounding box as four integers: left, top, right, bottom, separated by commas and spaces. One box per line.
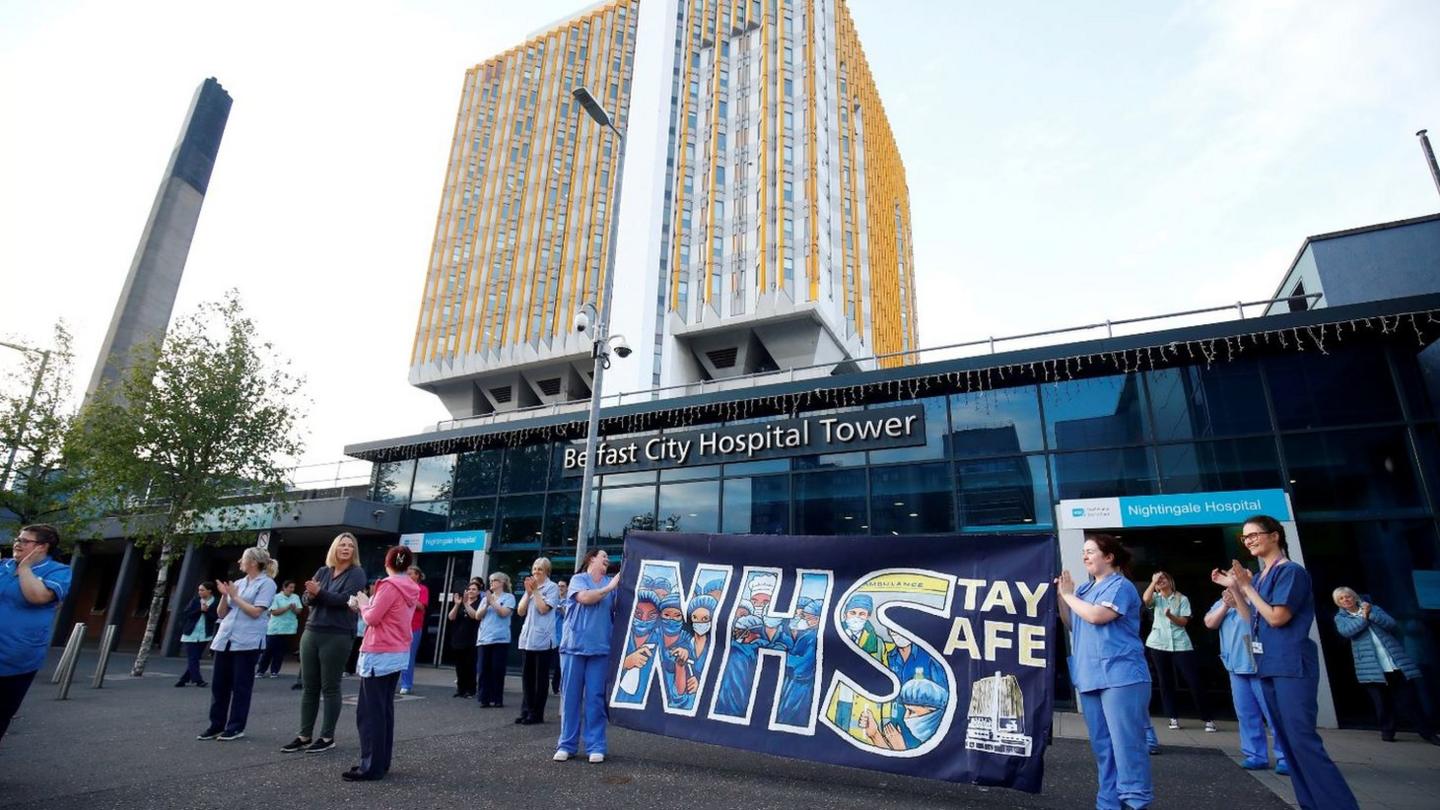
0, 652, 1314, 809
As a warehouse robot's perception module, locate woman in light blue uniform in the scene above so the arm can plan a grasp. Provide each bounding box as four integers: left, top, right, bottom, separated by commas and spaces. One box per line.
1204, 587, 1287, 773
554, 549, 621, 764
1217, 515, 1357, 810
1057, 533, 1152, 810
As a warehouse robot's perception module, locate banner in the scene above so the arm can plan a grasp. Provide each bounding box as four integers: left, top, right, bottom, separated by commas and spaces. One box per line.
607, 531, 1056, 792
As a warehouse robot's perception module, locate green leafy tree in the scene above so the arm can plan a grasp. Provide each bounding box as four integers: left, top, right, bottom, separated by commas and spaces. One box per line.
0, 322, 80, 538
70, 293, 306, 675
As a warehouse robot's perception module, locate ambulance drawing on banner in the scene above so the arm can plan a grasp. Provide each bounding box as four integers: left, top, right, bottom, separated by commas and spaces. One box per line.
964, 671, 1032, 757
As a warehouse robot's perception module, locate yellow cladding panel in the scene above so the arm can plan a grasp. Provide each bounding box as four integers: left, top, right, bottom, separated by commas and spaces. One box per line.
411, 0, 638, 368
835, 0, 917, 367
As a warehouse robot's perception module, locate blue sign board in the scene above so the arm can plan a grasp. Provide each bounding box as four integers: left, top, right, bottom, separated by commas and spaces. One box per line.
400, 530, 486, 553
1059, 489, 1292, 529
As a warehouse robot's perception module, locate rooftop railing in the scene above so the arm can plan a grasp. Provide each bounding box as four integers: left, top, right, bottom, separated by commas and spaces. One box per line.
432, 292, 1324, 434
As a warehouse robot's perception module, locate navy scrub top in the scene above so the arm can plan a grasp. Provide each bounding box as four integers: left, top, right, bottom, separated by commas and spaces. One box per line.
1253, 560, 1319, 680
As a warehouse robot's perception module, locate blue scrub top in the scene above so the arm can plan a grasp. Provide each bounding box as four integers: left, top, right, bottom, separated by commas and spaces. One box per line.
1209, 599, 1257, 675
1070, 574, 1150, 693
0, 557, 72, 676
1253, 560, 1318, 679
560, 571, 616, 656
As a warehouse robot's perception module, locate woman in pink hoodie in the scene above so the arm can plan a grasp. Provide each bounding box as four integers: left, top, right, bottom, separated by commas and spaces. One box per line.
343, 545, 421, 782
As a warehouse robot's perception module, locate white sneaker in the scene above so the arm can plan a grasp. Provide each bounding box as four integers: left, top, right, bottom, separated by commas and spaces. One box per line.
1168, 719, 1180, 730
588, 752, 605, 763
1204, 721, 1218, 733
398, 688, 411, 696
552, 750, 571, 762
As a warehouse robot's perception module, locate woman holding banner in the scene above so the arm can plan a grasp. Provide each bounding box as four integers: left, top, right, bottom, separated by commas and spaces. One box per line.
1057, 533, 1153, 810
554, 548, 620, 764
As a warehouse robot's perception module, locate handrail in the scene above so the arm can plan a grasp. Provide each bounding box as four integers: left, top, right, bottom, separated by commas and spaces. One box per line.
431, 292, 1325, 434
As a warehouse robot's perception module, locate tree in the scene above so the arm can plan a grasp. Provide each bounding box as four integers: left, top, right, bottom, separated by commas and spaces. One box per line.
70, 293, 306, 675
0, 322, 80, 537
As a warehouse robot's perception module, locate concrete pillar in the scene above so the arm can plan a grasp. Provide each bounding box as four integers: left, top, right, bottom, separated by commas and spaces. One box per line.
160, 542, 208, 657
104, 540, 142, 630
51, 541, 89, 642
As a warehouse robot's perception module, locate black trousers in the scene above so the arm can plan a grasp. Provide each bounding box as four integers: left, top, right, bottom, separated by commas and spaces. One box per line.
345, 637, 363, 675
1149, 647, 1212, 721
209, 647, 262, 734
256, 633, 292, 675
520, 648, 556, 721
1367, 671, 1436, 739
477, 643, 508, 706
356, 671, 400, 778
0, 670, 38, 742
452, 645, 477, 696
181, 641, 207, 684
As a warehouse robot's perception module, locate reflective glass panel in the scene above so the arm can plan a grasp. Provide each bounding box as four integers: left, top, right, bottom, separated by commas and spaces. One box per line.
501, 443, 550, 493
722, 476, 790, 534
869, 463, 953, 534
1147, 360, 1272, 441
410, 454, 455, 502
1283, 428, 1423, 513
1042, 374, 1151, 451
1050, 447, 1157, 500
596, 485, 657, 545
372, 459, 416, 504
1156, 439, 1283, 493
1266, 346, 1402, 430
549, 443, 582, 490
868, 396, 948, 463
495, 494, 545, 548
957, 456, 1052, 529
401, 500, 449, 533
794, 469, 868, 535
949, 386, 1045, 457
449, 497, 495, 532
659, 479, 721, 533
660, 464, 721, 481
454, 449, 502, 497
1395, 344, 1440, 421
543, 492, 580, 551
724, 458, 790, 475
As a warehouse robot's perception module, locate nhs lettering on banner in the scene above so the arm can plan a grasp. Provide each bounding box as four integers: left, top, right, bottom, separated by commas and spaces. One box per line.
607, 531, 1056, 793
561, 405, 925, 476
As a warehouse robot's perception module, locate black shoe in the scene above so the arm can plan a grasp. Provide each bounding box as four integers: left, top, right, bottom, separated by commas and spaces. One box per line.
217, 730, 246, 741
1382, 733, 1397, 742
280, 736, 312, 754
306, 738, 336, 754
342, 768, 380, 782
194, 680, 207, 687
1422, 734, 1440, 747
197, 728, 222, 740
521, 717, 543, 725
514, 715, 529, 725
291, 682, 303, 690
175, 680, 188, 687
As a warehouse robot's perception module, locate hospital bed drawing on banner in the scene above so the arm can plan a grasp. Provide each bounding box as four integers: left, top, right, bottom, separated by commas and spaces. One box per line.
964, 671, 1032, 757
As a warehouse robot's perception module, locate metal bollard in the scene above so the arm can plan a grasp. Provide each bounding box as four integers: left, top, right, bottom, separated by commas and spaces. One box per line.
90, 625, 118, 688
56, 628, 87, 700
50, 623, 86, 684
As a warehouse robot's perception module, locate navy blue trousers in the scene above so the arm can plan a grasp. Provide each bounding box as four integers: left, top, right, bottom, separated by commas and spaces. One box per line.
0, 670, 38, 742
256, 633, 292, 675
356, 671, 400, 778
208, 648, 261, 734
182, 641, 207, 684
1262, 675, 1358, 810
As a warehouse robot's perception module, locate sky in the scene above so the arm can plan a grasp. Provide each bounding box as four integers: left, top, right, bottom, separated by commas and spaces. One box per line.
2, 0, 1438, 475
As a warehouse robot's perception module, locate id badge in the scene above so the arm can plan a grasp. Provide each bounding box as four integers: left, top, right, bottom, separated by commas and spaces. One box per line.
1251, 641, 1264, 655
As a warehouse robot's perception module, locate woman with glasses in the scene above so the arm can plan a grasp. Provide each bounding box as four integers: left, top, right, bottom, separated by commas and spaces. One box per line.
1056, 533, 1153, 810
1213, 515, 1358, 810
1, 524, 71, 744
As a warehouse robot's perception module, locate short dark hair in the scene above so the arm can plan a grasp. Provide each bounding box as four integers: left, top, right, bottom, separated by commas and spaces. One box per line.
282, 579, 297, 589
20, 523, 59, 550
1084, 532, 1133, 576
199, 580, 216, 593
384, 545, 414, 573
1243, 514, 1289, 554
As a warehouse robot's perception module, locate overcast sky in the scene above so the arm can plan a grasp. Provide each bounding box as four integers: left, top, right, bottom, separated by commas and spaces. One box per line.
2, 0, 1438, 474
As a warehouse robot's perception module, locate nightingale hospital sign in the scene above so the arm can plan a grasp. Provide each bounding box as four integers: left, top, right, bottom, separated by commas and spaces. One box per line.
562, 405, 927, 476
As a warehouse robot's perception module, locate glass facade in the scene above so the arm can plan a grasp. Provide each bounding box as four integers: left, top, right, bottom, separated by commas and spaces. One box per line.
374, 340, 1440, 728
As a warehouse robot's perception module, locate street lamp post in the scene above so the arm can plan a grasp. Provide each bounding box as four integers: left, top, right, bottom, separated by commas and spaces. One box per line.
571, 86, 628, 566
0, 340, 53, 491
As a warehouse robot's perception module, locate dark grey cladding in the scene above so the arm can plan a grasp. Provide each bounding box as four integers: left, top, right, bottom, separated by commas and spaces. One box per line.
85, 77, 233, 400
172, 78, 232, 194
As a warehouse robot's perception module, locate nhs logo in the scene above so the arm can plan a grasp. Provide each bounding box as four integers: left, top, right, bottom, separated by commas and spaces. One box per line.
1071, 508, 1086, 518
1058, 498, 1122, 529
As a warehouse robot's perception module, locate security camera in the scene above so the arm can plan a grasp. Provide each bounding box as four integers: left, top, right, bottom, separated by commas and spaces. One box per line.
574, 303, 597, 334
611, 335, 632, 359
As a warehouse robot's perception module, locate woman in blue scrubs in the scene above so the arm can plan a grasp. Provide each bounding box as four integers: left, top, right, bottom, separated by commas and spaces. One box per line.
1215, 514, 1358, 810
1057, 533, 1153, 810
554, 548, 621, 764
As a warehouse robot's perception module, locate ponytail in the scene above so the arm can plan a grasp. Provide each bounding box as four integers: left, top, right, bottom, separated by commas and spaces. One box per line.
242, 546, 278, 579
